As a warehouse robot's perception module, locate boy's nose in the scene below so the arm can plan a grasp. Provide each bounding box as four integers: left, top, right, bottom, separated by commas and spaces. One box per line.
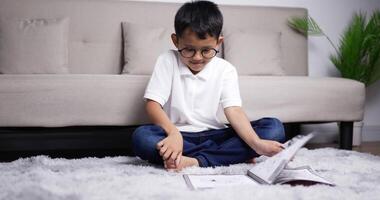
193, 50, 203, 60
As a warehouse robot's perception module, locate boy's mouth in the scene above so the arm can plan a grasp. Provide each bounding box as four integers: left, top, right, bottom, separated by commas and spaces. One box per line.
190, 62, 204, 68
190, 61, 204, 65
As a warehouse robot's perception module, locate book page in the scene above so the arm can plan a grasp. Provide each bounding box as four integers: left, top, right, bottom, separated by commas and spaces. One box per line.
274, 166, 335, 186
183, 174, 258, 190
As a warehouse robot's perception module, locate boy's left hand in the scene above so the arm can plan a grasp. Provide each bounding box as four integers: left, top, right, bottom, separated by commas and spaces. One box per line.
252, 139, 284, 157
156, 133, 183, 169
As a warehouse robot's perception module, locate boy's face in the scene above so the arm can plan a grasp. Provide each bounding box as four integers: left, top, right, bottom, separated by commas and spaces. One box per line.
171, 28, 223, 75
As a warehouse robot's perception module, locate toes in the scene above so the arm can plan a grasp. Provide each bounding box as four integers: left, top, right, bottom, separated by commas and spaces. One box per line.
164, 160, 177, 169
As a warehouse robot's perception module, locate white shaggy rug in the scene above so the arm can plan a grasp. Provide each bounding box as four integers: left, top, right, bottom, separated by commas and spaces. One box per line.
1, 148, 380, 200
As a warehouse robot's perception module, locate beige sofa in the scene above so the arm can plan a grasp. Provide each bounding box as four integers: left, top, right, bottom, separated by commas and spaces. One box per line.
0, 0, 365, 154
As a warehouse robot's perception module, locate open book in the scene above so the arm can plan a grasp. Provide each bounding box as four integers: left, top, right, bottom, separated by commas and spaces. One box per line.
183, 133, 335, 190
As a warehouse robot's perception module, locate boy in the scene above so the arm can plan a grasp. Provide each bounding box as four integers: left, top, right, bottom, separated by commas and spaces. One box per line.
132, 0, 285, 171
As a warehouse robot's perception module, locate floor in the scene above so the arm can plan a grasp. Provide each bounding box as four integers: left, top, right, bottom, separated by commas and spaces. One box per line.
306, 141, 380, 156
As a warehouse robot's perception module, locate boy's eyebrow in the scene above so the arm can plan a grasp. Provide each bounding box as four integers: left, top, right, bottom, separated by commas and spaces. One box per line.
183, 44, 214, 49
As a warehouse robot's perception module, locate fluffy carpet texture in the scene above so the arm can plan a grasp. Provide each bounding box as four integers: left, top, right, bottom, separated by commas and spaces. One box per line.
1, 148, 380, 200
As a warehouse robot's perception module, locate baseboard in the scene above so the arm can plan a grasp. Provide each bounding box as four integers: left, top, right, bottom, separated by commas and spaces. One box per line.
362, 125, 380, 142
300, 123, 380, 143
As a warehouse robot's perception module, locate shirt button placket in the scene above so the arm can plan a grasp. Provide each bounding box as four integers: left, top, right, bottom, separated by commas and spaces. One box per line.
190, 76, 195, 111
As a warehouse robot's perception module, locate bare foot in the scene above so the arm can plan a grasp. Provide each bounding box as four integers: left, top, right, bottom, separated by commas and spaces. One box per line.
175, 156, 199, 171
164, 156, 199, 172
164, 159, 176, 169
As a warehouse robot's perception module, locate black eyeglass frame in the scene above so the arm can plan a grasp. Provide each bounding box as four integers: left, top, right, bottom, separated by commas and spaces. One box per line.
177, 47, 219, 59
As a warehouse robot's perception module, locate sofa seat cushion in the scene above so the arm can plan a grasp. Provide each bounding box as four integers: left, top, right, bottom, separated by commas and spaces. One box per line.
0, 74, 150, 126
0, 75, 365, 127
235, 76, 365, 123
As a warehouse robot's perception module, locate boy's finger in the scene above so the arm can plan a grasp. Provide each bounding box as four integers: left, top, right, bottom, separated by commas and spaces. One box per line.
175, 153, 182, 167
163, 149, 173, 160
156, 141, 164, 150
277, 142, 285, 149
275, 146, 283, 153
169, 152, 179, 166
176, 151, 182, 160
169, 158, 176, 167
170, 151, 178, 161
159, 145, 168, 156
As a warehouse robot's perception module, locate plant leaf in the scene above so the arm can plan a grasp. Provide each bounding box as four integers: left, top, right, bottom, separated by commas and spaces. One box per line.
288, 10, 380, 86
368, 56, 380, 86
332, 12, 366, 82
364, 10, 380, 86
308, 17, 323, 35
288, 16, 323, 36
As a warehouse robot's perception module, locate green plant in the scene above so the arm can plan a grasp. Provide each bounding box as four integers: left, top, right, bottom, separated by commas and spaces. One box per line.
288, 11, 380, 87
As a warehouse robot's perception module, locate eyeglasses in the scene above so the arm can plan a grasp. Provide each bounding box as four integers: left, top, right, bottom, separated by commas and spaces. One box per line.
177, 47, 219, 59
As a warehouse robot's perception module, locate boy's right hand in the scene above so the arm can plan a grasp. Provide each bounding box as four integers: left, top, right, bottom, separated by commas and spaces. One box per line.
156, 132, 183, 168
252, 139, 284, 157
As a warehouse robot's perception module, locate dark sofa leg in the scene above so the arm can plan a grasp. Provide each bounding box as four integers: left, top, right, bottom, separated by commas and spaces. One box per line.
339, 121, 353, 150
284, 123, 301, 141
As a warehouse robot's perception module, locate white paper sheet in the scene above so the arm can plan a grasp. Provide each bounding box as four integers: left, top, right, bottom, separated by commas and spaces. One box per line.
183, 174, 258, 190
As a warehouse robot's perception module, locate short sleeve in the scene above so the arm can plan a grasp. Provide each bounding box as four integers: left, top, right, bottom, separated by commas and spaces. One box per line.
144, 52, 174, 107
220, 65, 242, 108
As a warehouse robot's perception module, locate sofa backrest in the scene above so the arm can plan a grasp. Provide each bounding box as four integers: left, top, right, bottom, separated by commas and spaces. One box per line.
0, 0, 307, 76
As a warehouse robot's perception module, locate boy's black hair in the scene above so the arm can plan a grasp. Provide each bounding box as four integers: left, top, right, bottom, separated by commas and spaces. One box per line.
174, 0, 223, 40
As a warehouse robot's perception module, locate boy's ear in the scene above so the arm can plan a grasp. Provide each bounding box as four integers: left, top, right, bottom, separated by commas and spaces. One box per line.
171, 33, 179, 48
217, 36, 224, 47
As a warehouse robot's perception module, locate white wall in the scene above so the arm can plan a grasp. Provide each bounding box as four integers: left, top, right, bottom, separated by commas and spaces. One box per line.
134, 0, 380, 142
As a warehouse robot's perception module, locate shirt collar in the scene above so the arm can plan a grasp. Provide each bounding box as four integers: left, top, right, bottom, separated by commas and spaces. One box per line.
178, 54, 213, 81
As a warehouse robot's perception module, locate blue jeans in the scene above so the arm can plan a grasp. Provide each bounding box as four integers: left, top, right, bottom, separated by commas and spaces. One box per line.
132, 117, 285, 167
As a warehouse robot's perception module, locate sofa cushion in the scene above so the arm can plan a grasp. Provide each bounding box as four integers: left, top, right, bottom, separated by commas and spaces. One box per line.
223, 29, 285, 76
0, 17, 69, 74
0, 74, 151, 126
0, 75, 365, 127
121, 22, 176, 75
232, 76, 365, 123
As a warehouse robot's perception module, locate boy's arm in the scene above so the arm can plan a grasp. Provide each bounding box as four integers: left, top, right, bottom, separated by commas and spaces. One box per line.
146, 99, 183, 165
224, 106, 283, 156
146, 99, 178, 136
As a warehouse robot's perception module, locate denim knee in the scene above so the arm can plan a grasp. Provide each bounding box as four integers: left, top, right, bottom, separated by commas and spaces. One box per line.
254, 117, 286, 143
132, 125, 165, 163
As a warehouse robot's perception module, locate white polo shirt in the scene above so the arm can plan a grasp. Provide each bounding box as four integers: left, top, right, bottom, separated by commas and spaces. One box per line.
144, 50, 242, 132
